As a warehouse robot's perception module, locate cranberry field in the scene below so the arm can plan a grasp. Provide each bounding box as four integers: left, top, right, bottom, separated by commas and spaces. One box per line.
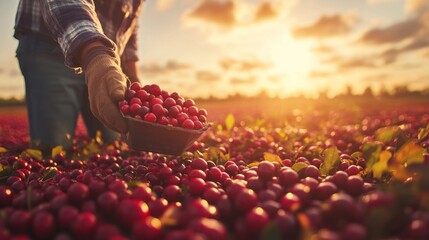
1, 98, 429, 240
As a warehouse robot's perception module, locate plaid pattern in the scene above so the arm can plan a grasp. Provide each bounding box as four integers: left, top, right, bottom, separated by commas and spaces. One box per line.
15, 0, 143, 68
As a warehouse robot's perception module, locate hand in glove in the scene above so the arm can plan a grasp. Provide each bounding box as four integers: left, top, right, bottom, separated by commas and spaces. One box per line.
82, 44, 128, 133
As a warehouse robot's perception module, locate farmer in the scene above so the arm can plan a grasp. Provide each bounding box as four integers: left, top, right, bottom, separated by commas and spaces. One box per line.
14, 0, 143, 152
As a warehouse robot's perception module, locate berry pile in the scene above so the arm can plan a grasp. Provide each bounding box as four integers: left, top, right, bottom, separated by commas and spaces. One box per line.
1, 100, 429, 239
119, 83, 208, 130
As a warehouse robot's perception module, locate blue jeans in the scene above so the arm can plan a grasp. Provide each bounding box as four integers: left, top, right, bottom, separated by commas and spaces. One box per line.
16, 35, 119, 151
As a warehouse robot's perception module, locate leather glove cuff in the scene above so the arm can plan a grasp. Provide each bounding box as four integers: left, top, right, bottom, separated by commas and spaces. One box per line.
82, 46, 119, 71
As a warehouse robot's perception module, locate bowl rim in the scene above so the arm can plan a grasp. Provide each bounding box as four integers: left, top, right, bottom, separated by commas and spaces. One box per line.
124, 115, 212, 134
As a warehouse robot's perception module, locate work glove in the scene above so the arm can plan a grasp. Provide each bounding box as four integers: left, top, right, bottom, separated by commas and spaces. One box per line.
83, 46, 128, 133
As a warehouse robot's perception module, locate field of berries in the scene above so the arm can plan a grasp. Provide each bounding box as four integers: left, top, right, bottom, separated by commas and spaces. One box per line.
1, 97, 429, 240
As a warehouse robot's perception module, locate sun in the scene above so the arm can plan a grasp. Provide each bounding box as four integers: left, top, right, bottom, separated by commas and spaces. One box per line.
265, 30, 319, 96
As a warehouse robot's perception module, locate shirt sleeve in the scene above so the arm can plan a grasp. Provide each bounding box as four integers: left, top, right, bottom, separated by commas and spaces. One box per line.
121, 24, 139, 63
39, 0, 116, 68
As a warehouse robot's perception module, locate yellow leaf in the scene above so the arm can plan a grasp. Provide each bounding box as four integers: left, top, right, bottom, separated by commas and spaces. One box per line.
225, 114, 235, 131
263, 152, 283, 165
393, 141, 424, 166
372, 150, 392, 179
0, 147, 7, 153
247, 162, 260, 168
51, 145, 64, 158
22, 149, 43, 160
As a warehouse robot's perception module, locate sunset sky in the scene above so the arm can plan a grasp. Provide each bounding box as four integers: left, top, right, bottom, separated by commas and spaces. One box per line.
0, 0, 428, 98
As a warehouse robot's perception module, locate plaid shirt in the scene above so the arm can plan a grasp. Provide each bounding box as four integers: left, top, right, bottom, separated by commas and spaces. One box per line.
14, 0, 143, 69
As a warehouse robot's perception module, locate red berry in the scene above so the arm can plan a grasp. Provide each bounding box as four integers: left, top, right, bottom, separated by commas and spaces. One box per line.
97, 191, 119, 214
188, 106, 199, 116
177, 113, 189, 124
32, 211, 55, 239
162, 185, 182, 202
189, 218, 228, 240
120, 104, 130, 115
182, 119, 195, 129
198, 109, 208, 116
149, 84, 162, 95
116, 199, 149, 228
135, 89, 149, 101
129, 97, 142, 106
71, 212, 97, 239
194, 121, 204, 130
133, 217, 162, 240
183, 99, 195, 108
130, 82, 142, 91
129, 103, 141, 116
150, 97, 163, 107
258, 161, 276, 181
188, 178, 206, 196
280, 193, 301, 212
152, 104, 165, 116
144, 113, 157, 122
235, 189, 258, 212
169, 118, 179, 127
245, 207, 270, 234
67, 182, 89, 204
191, 158, 208, 171
163, 97, 176, 108
58, 205, 79, 229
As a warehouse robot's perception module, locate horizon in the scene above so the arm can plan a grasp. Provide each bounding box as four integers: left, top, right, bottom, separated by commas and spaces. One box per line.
1, 0, 429, 99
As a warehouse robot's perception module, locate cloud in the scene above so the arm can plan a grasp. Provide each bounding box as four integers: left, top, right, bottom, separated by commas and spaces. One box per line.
140, 60, 191, 76
195, 70, 220, 82
337, 58, 377, 71
268, 75, 282, 83
312, 45, 335, 55
292, 14, 356, 39
156, 0, 176, 11
309, 70, 334, 79
184, 0, 288, 32
380, 38, 429, 64
253, 2, 278, 23
229, 76, 257, 84
220, 58, 270, 72
363, 74, 390, 82
359, 18, 423, 45
367, 0, 396, 5
406, 0, 429, 13
186, 0, 237, 29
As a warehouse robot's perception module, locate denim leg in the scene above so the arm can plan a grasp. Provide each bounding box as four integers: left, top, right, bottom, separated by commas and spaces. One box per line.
16, 36, 83, 151
16, 35, 119, 151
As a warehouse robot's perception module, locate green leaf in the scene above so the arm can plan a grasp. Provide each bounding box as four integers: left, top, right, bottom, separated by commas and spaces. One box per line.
418, 124, 429, 141
263, 152, 283, 165
375, 126, 400, 143
393, 141, 425, 166
225, 113, 235, 131
260, 222, 282, 240
319, 146, 340, 177
42, 167, 57, 181
292, 162, 308, 174
363, 142, 382, 170
0, 165, 14, 182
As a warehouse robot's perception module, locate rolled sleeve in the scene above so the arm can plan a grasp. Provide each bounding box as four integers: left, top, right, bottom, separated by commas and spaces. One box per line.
39, 0, 116, 68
